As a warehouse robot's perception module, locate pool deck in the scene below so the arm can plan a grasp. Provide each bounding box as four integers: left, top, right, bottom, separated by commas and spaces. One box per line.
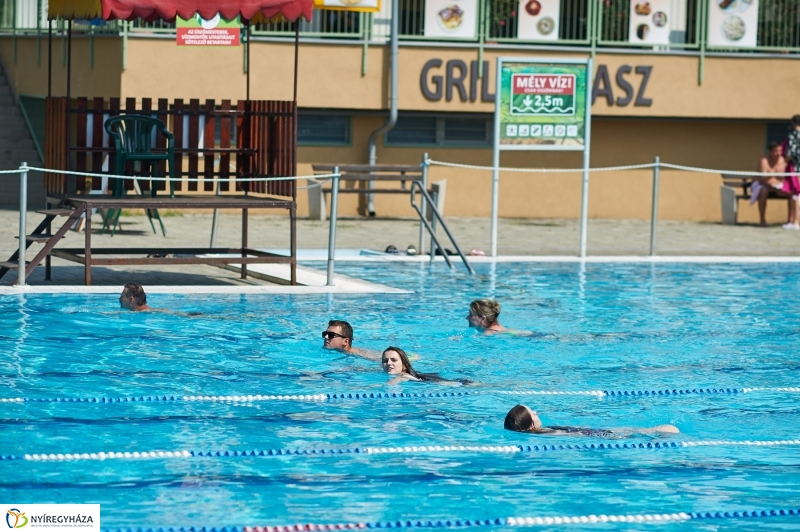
1, 210, 800, 293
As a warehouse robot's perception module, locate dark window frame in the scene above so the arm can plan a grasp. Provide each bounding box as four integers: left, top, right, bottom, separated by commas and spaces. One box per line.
298, 112, 353, 146
385, 113, 492, 147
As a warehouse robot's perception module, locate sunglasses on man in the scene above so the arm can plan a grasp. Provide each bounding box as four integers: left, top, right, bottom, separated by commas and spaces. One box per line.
322, 331, 347, 340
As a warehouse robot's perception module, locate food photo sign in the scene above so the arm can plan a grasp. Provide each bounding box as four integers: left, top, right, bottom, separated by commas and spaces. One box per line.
516, 0, 560, 41
628, 0, 671, 45
424, 0, 478, 39
495, 59, 590, 150
707, 0, 759, 47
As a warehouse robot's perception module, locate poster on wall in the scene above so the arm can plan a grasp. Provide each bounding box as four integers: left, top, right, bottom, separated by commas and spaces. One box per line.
628, 0, 672, 45
313, 0, 380, 13
176, 15, 240, 46
516, 0, 560, 41
424, 0, 479, 39
495, 59, 590, 150
707, 0, 760, 48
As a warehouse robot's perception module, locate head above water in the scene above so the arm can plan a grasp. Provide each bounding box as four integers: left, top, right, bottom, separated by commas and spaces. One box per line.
504, 405, 543, 433
467, 299, 501, 329
119, 283, 147, 311
323, 319, 353, 350
381, 346, 418, 377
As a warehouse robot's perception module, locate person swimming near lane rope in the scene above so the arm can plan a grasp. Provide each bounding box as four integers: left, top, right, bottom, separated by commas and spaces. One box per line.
467, 299, 537, 336
503, 404, 679, 438
381, 346, 472, 386
322, 320, 382, 361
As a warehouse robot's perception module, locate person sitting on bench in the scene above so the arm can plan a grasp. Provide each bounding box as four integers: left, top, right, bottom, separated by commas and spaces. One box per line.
751, 141, 795, 228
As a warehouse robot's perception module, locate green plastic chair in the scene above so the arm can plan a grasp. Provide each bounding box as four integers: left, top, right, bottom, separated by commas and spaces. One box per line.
103, 115, 177, 236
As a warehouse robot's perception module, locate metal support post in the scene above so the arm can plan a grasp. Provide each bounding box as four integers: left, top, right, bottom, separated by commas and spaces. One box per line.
579, 58, 594, 258
419, 152, 429, 255
649, 156, 660, 256
241, 208, 248, 279
210, 186, 221, 247
326, 168, 341, 286
17, 163, 28, 286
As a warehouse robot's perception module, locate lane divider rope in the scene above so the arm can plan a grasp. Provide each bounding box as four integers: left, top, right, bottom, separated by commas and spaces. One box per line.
9, 438, 800, 462
99, 508, 800, 531
2, 387, 798, 405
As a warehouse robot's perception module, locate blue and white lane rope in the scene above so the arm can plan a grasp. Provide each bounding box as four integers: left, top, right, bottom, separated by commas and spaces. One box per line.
9, 438, 800, 462
1, 387, 799, 404
99, 508, 800, 531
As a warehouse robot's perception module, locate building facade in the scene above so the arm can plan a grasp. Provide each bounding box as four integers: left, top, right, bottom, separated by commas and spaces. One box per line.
1, 0, 799, 222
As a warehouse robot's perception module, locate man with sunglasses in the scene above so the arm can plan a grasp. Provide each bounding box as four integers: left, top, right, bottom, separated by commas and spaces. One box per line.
322, 320, 380, 360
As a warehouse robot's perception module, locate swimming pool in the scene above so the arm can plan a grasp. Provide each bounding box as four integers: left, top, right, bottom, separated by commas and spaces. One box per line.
2, 262, 799, 530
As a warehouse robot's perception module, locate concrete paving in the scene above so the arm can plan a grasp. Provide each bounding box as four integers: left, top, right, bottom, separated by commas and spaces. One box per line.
1, 209, 800, 286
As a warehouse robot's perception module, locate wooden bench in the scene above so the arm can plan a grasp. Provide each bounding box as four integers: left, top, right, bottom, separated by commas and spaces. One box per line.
307, 164, 445, 220
720, 173, 789, 225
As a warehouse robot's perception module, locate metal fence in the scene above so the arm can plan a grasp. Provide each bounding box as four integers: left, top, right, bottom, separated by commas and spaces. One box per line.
1, 0, 799, 53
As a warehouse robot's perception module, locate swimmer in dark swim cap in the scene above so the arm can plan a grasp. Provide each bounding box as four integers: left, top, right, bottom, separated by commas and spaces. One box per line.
503, 405, 679, 437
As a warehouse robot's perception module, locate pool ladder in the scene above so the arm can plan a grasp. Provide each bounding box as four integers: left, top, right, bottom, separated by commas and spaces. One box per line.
409, 180, 474, 274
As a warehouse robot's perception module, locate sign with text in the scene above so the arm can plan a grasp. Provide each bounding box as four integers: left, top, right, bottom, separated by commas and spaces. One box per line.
629, 0, 671, 45
3, 504, 100, 532
707, 0, 760, 48
313, 0, 380, 12
177, 14, 240, 46
516, 0, 560, 41
496, 59, 590, 150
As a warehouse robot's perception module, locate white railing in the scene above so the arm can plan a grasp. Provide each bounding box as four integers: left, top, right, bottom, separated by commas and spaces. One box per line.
6, 160, 798, 287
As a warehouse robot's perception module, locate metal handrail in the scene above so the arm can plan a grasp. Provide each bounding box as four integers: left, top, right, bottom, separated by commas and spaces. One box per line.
409, 180, 474, 274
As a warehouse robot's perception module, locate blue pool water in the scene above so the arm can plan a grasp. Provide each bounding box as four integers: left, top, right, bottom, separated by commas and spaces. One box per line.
1, 262, 799, 530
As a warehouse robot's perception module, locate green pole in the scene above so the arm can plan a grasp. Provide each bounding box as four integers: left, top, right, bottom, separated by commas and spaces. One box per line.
361, 12, 370, 76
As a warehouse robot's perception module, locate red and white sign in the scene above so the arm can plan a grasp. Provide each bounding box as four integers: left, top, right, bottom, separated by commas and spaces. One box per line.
177, 27, 240, 46
512, 74, 575, 95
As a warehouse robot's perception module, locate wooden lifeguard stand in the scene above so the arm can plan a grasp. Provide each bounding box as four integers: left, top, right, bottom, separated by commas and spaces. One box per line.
1, 0, 313, 285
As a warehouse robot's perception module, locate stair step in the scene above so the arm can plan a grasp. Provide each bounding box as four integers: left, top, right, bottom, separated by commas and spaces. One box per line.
0, 260, 37, 270
36, 208, 76, 217
15, 234, 59, 243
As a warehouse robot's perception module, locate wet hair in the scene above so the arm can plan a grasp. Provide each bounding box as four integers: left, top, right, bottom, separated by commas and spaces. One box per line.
382, 346, 472, 385
504, 404, 535, 432
123, 283, 147, 306
382, 346, 419, 377
791, 115, 800, 128
328, 320, 353, 342
768, 140, 782, 150
470, 299, 501, 326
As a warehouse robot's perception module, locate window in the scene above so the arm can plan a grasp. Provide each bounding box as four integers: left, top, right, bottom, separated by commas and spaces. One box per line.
386, 116, 438, 145
766, 122, 790, 151
298, 114, 351, 145
386, 114, 491, 146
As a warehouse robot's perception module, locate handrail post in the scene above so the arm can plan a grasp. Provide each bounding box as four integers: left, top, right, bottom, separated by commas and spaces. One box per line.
419, 152, 428, 255
326, 168, 340, 286
18, 162, 28, 286
649, 156, 660, 256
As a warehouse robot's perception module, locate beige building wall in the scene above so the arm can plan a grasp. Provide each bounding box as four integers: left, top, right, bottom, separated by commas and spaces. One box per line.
0, 35, 791, 223
297, 116, 772, 223
0, 36, 122, 97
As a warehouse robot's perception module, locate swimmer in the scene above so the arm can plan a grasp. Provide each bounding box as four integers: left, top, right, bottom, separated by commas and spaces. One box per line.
119, 283, 152, 312
503, 405, 679, 437
467, 299, 534, 336
382, 346, 472, 386
322, 320, 381, 361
